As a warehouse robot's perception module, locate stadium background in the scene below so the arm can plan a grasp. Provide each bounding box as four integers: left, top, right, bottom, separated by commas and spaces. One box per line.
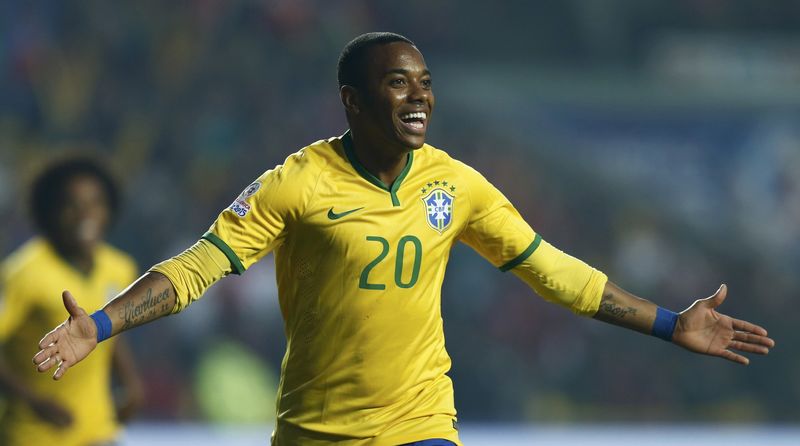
0, 1, 797, 444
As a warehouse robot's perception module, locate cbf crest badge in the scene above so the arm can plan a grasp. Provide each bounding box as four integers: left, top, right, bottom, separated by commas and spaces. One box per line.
421, 187, 454, 233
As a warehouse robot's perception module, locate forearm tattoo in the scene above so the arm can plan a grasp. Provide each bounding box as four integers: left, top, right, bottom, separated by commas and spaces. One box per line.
598, 301, 638, 319
119, 287, 171, 330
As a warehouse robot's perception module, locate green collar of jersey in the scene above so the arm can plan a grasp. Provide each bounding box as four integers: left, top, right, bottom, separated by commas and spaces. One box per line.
342, 130, 413, 207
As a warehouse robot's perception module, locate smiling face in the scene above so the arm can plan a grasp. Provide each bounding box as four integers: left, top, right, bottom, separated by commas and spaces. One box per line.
343, 42, 434, 155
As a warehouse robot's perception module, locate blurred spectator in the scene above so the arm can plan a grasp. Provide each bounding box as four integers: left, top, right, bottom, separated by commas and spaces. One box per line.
0, 156, 143, 445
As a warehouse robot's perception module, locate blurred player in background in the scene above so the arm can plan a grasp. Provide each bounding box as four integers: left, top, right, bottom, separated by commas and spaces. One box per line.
0, 157, 143, 446
31, 33, 773, 446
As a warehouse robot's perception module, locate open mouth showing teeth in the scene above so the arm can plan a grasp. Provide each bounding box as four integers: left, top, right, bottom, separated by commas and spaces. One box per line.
399, 112, 427, 130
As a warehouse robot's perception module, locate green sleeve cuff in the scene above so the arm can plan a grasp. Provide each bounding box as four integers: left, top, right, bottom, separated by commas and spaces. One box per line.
202, 232, 245, 275
499, 234, 542, 272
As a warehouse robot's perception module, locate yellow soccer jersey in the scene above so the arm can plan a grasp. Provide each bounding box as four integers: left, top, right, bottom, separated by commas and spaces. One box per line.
203, 131, 607, 446
0, 238, 137, 446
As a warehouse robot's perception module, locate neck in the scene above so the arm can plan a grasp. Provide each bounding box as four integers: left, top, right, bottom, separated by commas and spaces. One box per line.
51, 240, 95, 276
349, 131, 410, 187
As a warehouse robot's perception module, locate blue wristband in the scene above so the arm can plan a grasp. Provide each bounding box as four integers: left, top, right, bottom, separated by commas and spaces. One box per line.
651, 307, 679, 341
90, 310, 112, 343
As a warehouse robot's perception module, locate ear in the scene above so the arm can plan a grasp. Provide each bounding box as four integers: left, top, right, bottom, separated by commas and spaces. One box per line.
340, 85, 360, 114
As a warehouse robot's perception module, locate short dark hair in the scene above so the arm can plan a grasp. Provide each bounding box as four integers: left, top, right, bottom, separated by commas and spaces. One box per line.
337, 32, 415, 89
29, 156, 120, 238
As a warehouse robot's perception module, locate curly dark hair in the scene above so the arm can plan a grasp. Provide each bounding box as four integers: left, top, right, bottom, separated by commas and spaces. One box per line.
29, 156, 120, 239
337, 32, 415, 90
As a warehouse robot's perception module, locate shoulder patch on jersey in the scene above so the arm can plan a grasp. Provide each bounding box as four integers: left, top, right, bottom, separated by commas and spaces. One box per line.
421, 187, 454, 233
239, 181, 261, 200
227, 181, 261, 217
229, 199, 251, 218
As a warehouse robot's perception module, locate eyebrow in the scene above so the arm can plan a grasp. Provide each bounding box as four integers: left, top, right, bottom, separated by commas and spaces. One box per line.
384, 68, 432, 77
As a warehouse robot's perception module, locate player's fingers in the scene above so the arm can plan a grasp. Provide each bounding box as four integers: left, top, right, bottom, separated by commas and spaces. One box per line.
36, 355, 59, 373
38, 329, 59, 350
53, 360, 70, 381
731, 318, 769, 338
62, 290, 86, 318
729, 340, 770, 355
32, 344, 59, 366
732, 330, 775, 347
715, 348, 749, 365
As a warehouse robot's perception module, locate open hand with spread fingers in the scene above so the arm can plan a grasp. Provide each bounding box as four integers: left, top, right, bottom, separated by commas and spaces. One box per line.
32, 290, 98, 380
672, 284, 775, 365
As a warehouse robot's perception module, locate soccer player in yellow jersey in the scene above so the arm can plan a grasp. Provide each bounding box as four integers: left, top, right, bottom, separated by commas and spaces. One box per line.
32, 33, 774, 446
0, 158, 143, 446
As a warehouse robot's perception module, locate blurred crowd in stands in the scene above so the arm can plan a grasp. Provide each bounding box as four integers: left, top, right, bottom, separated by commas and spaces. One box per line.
1, 0, 797, 424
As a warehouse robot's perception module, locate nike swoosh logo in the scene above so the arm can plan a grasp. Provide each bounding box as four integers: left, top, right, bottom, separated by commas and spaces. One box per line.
327, 207, 364, 220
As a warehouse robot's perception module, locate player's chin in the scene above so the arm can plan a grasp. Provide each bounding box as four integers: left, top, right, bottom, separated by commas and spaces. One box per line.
405, 135, 426, 150
393, 127, 427, 150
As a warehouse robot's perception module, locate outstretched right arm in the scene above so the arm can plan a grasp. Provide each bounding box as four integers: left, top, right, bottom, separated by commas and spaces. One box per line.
32, 272, 176, 380
33, 235, 234, 380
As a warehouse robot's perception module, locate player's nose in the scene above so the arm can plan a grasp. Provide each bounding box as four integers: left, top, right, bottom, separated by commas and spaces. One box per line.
408, 80, 431, 104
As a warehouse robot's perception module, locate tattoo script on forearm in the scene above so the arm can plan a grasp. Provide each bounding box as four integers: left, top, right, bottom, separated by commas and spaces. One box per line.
118, 287, 171, 330
593, 282, 657, 334
598, 300, 638, 319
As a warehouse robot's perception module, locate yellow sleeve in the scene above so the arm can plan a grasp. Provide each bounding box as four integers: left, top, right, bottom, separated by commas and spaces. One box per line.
150, 238, 231, 313
203, 150, 321, 274
509, 239, 608, 316
457, 161, 538, 267
457, 161, 607, 316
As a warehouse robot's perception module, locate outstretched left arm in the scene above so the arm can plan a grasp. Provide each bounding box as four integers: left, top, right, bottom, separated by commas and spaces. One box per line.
593, 281, 775, 365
